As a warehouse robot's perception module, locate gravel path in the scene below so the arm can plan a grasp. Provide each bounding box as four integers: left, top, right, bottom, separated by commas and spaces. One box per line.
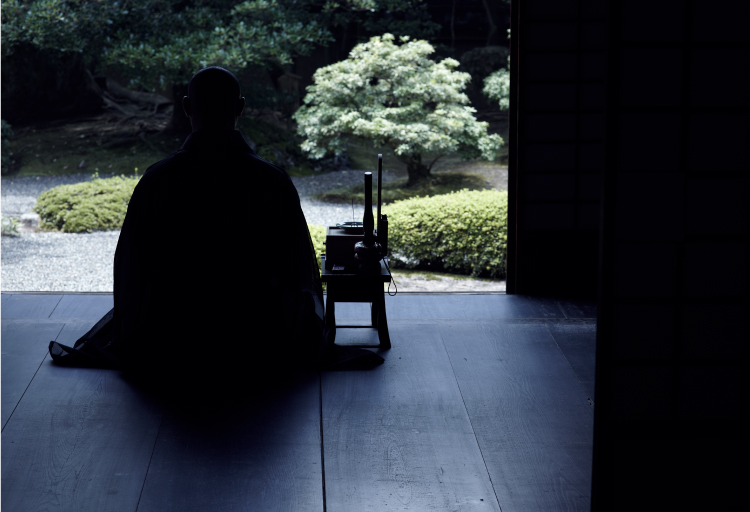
1, 170, 505, 292
2, 231, 119, 291
0, 170, 400, 221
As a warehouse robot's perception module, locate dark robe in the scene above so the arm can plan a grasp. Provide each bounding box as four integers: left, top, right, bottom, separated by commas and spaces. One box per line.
49, 129, 382, 384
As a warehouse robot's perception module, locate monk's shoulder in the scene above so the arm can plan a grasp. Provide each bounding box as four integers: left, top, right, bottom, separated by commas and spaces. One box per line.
243, 150, 301, 201
140, 151, 188, 179
247, 151, 294, 181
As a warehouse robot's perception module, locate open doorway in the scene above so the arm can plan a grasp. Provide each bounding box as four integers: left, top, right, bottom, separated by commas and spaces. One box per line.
1, 1, 511, 294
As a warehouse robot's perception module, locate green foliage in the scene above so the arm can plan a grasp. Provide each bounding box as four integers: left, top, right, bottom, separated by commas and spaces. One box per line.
307, 223, 327, 262
34, 173, 141, 233
483, 68, 510, 111
306, 222, 327, 289
1, 0, 440, 94
104, 0, 334, 90
1, 119, 14, 175
1, 0, 121, 56
1, 0, 333, 90
384, 189, 508, 279
482, 29, 511, 111
1, 215, 21, 236
294, 34, 503, 170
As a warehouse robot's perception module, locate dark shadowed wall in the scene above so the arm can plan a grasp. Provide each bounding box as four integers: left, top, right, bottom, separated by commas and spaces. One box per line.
507, 0, 605, 299
509, 0, 748, 509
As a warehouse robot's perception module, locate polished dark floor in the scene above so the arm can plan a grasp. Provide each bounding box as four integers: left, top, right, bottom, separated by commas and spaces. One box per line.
1, 293, 596, 512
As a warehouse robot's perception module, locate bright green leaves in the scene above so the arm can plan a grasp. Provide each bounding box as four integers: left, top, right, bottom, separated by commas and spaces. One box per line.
385, 189, 509, 279
2, 0, 334, 91
483, 68, 510, 111
294, 34, 504, 166
1, 0, 124, 55
102, 0, 333, 90
34, 174, 141, 233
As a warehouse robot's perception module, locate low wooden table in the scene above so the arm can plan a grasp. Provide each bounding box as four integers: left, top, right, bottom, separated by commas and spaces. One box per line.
320, 255, 391, 349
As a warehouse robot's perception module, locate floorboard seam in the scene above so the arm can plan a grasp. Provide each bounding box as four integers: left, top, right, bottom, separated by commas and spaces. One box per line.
544, 324, 595, 406
46, 295, 65, 318
135, 409, 165, 512
319, 373, 327, 512
439, 327, 503, 512
2, 323, 65, 433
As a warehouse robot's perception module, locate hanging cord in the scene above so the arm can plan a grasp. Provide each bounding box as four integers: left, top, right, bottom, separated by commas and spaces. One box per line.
382, 255, 397, 296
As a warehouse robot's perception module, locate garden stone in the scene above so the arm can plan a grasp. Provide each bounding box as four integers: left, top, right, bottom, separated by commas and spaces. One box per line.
19, 212, 40, 232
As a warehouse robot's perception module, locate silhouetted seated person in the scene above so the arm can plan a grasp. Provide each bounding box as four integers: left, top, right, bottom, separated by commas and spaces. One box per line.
49, 67, 382, 389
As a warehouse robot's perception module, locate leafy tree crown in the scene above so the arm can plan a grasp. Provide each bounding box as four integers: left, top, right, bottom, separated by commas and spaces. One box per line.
482, 29, 511, 111
294, 33, 503, 162
483, 67, 510, 111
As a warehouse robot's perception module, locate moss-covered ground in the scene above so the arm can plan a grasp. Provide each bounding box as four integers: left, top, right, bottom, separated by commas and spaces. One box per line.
3, 119, 176, 177
2, 111, 323, 178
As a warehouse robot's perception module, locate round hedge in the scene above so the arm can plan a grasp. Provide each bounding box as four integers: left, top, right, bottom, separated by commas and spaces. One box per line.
34, 175, 140, 233
384, 189, 508, 279
307, 223, 326, 262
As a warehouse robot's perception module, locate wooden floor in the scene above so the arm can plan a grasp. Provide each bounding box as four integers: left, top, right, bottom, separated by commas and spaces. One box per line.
1, 293, 596, 512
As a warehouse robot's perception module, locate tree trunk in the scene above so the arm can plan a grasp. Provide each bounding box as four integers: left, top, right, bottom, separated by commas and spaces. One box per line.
397, 153, 431, 186
166, 83, 192, 136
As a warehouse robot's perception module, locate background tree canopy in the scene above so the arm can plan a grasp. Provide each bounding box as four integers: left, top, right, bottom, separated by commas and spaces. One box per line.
2, 0, 457, 131
1, 0, 323, 129
1, 0, 442, 86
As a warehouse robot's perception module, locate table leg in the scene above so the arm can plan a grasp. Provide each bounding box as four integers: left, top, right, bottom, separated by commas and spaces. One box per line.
375, 291, 391, 349
325, 294, 336, 344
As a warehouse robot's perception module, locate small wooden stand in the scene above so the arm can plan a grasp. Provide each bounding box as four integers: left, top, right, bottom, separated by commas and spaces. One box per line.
321, 255, 392, 349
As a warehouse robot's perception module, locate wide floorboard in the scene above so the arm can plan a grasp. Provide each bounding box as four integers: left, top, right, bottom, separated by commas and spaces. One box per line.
137, 372, 324, 512
1, 320, 65, 427
1, 293, 596, 512
2, 321, 163, 512
322, 321, 499, 512
440, 322, 594, 512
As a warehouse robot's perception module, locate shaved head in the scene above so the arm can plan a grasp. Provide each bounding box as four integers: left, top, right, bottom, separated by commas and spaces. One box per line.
183, 67, 244, 131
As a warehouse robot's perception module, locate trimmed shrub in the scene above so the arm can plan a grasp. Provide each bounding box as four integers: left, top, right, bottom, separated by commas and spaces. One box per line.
307, 222, 327, 290
34, 174, 140, 233
307, 223, 326, 263
384, 189, 508, 279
